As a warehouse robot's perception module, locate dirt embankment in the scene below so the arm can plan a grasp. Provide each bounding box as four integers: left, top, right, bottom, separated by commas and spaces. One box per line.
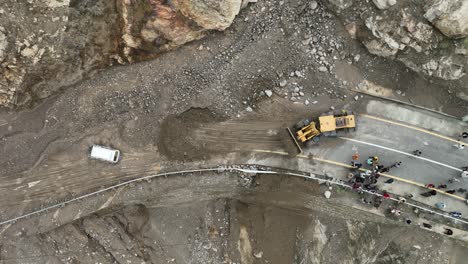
2, 174, 466, 264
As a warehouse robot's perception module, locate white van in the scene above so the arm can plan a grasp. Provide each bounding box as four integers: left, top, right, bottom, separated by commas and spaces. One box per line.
89, 145, 120, 163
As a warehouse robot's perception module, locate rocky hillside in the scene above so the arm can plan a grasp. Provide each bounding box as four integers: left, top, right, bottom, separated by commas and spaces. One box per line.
326, 0, 467, 80
1, 199, 463, 264
0, 0, 254, 107
1, 0, 467, 108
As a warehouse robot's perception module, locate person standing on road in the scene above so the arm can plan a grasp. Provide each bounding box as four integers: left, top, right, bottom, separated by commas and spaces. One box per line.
391, 161, 402, 168
453, 143, 465, 150
422, 223, 432, 229
449, 177, 461, 184
425, 183, 435, 188
462, 170, 468, 178
437, 184, 447, 189
413, 150, 422, 156
460, 132, 468, 139
444, 228, 453, 235
421, 190, 437, 197
449, 212, 462, 218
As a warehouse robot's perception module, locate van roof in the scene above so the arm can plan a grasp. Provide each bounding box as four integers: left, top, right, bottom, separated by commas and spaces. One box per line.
90, 145, 119, 163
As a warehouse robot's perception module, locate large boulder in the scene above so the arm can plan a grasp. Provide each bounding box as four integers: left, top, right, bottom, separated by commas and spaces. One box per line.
372, 0, 397, 10
173, 0, 243, 30
424, 0, 468, 39
122, 0, 246, 62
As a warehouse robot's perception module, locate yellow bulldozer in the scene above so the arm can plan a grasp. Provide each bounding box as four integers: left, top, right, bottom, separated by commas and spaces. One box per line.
283, 110, 356, 156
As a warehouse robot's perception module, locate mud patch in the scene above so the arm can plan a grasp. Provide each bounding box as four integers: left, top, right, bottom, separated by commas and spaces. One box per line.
157, 108, 223, 161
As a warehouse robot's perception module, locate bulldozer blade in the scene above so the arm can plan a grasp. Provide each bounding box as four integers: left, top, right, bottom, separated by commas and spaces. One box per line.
282, 126, 302, 157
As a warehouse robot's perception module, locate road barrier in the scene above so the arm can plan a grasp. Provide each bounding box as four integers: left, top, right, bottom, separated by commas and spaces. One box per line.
1, 165, 467, 228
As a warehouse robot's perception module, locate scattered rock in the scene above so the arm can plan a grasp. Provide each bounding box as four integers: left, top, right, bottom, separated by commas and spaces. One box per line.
354, 95, 359, 101
310, 1, 318, 10
0, 30, 7, 62
345, 22, 357, 39
253, 251, 263, 258
353, 54, 360, 62
328, 0, 353, 9
421, 57, 465, 80
305, 100, 310, 105
324, 191, 332, 199
246, 106, 253, 112
318, 66, 328, 72
279, 80, 288, 87
264, 90, 273, 97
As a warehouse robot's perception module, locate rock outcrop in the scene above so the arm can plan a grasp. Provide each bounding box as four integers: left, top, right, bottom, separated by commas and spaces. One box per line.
424, 0, 468, 39
327, 0, 467, 80
0, 0, 250, 107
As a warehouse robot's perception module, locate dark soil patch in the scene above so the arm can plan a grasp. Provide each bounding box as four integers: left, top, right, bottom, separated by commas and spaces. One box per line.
157, 108, 223, 161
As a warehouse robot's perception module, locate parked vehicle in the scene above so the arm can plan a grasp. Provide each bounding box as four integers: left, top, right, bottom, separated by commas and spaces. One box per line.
89, 145, 120, 163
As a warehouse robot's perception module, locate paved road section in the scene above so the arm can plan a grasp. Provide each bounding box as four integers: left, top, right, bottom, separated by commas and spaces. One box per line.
302, 112, 467, 189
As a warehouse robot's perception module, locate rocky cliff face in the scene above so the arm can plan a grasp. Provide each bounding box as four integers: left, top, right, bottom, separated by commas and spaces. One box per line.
326, 0, 468, 81
0, 0, 251, 107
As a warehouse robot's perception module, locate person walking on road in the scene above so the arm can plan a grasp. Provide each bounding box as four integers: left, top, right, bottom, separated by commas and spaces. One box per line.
413, 150, 422, 156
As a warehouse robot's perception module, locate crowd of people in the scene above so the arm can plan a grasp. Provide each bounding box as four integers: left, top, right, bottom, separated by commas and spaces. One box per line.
345, 135, 468, 235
